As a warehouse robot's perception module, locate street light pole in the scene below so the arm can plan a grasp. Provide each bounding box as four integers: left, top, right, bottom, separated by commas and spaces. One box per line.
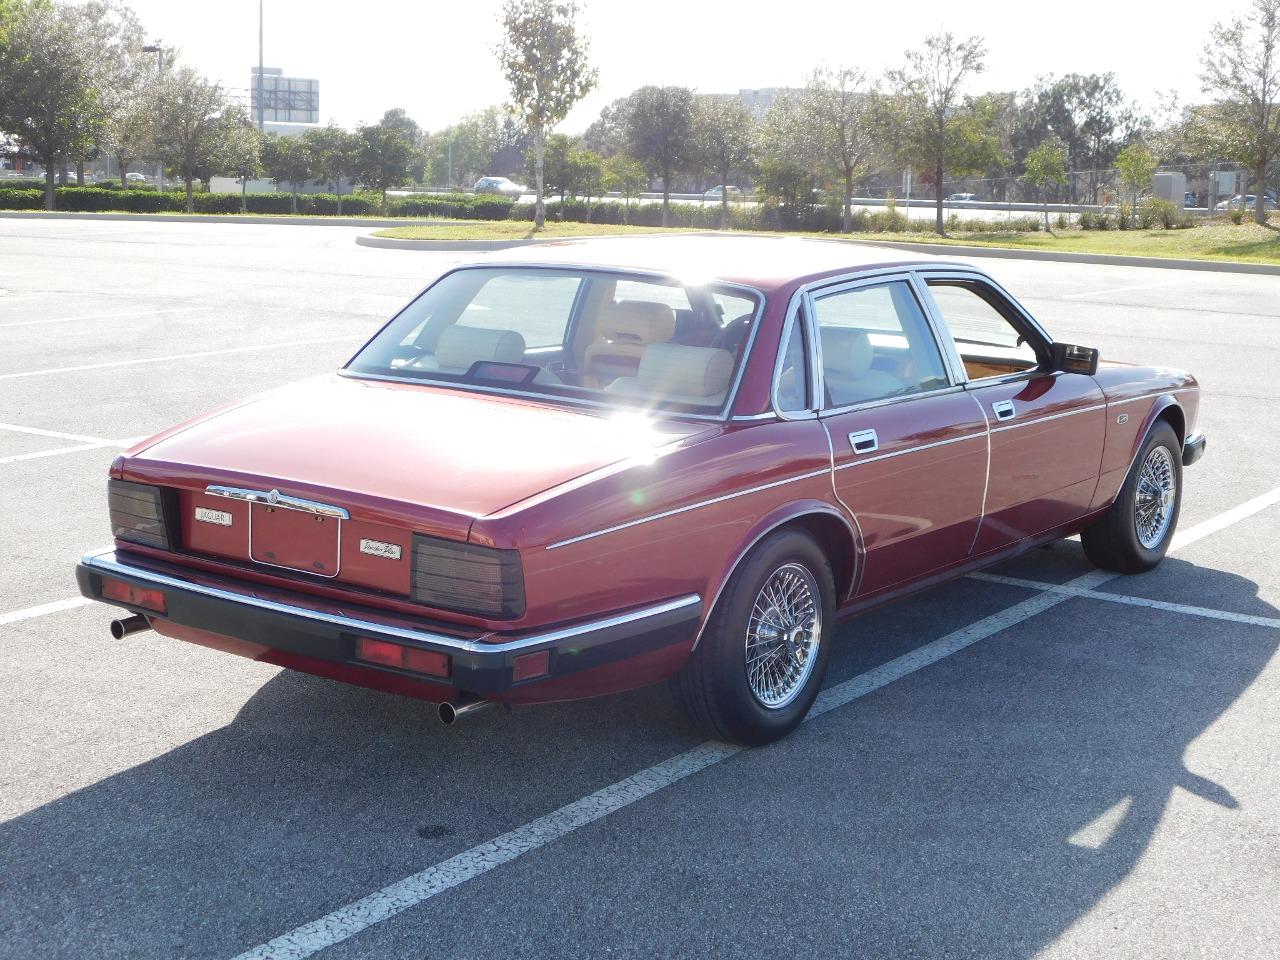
257, 0, 265, 132
142, 43, 165, 192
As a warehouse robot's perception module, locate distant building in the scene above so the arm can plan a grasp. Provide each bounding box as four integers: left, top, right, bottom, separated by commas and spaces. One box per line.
702, 87, 794, 119
250, 66, 319, 135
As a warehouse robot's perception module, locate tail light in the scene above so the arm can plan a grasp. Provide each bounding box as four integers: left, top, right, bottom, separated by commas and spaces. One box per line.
100, 576, 167, 614
411, 535, 525, 619
108, 479, 174, 550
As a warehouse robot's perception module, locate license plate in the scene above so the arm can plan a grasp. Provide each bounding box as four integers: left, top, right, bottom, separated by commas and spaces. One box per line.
250, 503, 341, 577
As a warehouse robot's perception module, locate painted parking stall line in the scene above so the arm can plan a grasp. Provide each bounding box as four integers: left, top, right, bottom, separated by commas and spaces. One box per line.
0, 597, 92, 627
0, 335, 360, 381
228, 487, 1280, 960
0, 306, 204, 328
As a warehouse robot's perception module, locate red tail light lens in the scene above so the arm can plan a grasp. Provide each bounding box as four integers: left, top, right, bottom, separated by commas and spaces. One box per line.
100, 576, 167, 614
354, 637, 450, 678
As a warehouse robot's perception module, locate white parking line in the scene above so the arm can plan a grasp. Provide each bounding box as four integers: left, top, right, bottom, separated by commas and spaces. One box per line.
0, 306, 203, 328
0, 440, 129, 464
0, 335, 359, 380
969, 572, 1280, 630
0, 421, 120, 444
228, 487, 1280, 960
0, 597, 92, 626
1063, 280, 1175, 301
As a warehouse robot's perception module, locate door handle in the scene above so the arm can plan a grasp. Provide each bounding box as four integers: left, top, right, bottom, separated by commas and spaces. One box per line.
992, 400, 1016, 421
848, 429, 879, 454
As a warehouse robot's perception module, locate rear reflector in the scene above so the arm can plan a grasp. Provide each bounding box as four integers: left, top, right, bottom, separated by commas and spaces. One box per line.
100, 576, 167, 614
354, 637, 450, 679
512, 649, 550, 682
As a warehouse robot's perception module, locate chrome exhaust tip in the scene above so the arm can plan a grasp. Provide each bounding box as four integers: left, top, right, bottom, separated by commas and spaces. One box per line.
438, 697, 494, 725
110, 614, 151, 639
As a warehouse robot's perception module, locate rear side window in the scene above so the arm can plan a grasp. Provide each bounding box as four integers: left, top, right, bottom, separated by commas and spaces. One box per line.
775, 315, 810, 413
812, 280, 950, 408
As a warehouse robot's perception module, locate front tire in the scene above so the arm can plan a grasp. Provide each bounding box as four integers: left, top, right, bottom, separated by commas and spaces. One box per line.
673, 529, 835, 746
1082, 420, 1182, 573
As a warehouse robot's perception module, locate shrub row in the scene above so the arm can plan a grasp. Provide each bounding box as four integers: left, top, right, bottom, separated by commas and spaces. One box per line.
387, 193, 515, 219
0, 186, 380, 215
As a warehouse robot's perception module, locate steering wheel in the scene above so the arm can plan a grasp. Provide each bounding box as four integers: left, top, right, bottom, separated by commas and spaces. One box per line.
713, 314, 753, 353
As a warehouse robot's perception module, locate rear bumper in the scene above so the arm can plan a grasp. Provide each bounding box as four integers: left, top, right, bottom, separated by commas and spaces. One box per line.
76, 548, 702, 697
1183, 432, 1207, 467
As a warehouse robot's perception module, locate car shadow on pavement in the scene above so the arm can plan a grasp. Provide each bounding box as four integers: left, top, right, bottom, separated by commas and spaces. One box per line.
0, 556, 1274, 959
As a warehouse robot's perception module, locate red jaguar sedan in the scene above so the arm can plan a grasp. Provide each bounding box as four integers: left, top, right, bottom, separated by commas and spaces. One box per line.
78, 237, 1205, 744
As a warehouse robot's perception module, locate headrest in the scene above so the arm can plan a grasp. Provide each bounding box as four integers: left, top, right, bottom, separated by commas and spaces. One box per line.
600, 300, 677, 344
435, 325, 527, 370
637, 343, 734, 398
820, 326, 873, 379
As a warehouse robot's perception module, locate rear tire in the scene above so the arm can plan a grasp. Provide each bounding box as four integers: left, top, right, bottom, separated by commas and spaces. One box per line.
673, 529, 835, 746
1082, 420, 1182, 573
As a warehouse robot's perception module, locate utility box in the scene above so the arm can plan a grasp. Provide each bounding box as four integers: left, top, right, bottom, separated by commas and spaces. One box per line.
1153, 171, 1187, 207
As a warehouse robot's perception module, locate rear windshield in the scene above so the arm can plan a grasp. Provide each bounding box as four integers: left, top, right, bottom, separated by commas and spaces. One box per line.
345, 267, 761, 415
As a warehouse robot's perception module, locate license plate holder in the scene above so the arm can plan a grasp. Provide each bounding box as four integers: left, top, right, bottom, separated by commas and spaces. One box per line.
250, 503, 342, 578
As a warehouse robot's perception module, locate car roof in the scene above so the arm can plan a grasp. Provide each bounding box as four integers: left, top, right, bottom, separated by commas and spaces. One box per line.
481, 235, 961, 293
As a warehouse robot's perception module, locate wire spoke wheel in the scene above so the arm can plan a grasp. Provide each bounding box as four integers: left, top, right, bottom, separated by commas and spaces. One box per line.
1134, 445, 1177, 549
744, 562, 821, 710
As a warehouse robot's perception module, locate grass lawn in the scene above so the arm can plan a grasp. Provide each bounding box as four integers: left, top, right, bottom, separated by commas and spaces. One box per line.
829, 221, 1280, 265
373, 218, 1280, 265
372, 221, 700, 240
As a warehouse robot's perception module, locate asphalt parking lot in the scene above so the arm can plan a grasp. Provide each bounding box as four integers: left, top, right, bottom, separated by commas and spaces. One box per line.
1, 218, 1277, 960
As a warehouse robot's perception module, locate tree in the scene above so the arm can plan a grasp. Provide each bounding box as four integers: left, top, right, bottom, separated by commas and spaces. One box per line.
261, 133, 314, 213
1115, 141, 1157, 213
527, 134, 602, 214
305, 125, 360, 213
216, 110, 261, 213
356, 121, 413, 199
147, 64, 229, 212
1024, 140, 1067, 231
795, 68, 879, 232
1199, 0, 1280, 225
624, 85, 695, 227
426, 106, 529, 187
888, 32, 989, 234
692, 97, 757, 228
603, 152, 646, 222
69, 0, 146, 185
376, 107, 426, 181
497, 0, 598, 229
758, 92, 824, 226
581, 95, 630, 156
1013, 74, 1142, 203
0, 1, 104, 209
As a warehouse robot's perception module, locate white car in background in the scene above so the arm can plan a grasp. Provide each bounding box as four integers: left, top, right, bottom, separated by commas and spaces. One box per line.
474, 176, 527, 197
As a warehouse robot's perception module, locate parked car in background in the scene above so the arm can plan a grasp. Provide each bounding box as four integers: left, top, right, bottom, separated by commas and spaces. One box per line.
78, 236, 1205, 745
125, 172, 148, 183
474, 176, 527, 197
703, 185, 745, 201
945, 193, 977, 203
1184, 191, 1198, 208
1214, 194, 1278, 211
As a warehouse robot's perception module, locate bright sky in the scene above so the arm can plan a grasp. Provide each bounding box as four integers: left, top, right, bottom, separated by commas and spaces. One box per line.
122, 0, 1213, 132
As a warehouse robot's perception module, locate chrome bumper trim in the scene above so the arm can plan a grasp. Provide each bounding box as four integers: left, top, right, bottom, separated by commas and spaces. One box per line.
79, 548, 700, 656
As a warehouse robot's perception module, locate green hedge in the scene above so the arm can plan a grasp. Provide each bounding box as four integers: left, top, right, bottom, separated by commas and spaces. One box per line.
0, 186, 382, 215
388, 193, 515, 219
0, 189, 43, 210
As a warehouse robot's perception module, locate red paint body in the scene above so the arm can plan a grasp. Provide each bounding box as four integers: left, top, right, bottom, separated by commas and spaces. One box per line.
93, 238, 1201, 707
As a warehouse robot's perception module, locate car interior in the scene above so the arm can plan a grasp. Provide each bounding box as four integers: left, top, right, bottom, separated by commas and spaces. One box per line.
374, 270, 760, 412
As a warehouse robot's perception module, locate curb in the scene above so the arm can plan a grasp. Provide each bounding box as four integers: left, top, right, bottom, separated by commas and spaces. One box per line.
833, 237, 1280, 277
0, 210, 465, 228
354, 234, 548, 251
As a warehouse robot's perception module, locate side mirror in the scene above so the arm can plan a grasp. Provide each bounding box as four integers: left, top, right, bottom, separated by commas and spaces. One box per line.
1050, 342, 1100, 376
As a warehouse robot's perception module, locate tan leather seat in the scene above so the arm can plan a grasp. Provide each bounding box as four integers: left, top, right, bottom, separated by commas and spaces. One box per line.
606, 342, 735, 407
583, 301, 677, 386
820, 327, 905, 406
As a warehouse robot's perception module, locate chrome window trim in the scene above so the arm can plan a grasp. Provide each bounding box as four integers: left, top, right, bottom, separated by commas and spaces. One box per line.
81, 547, 700, 655
909, 270, 970, 385
544, 467, 832, 550
966, 392, 993, 554
817, 382, 968, 419
769, 287, 819, 420
340, 263, 768, 424
831, 430, 988, 472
